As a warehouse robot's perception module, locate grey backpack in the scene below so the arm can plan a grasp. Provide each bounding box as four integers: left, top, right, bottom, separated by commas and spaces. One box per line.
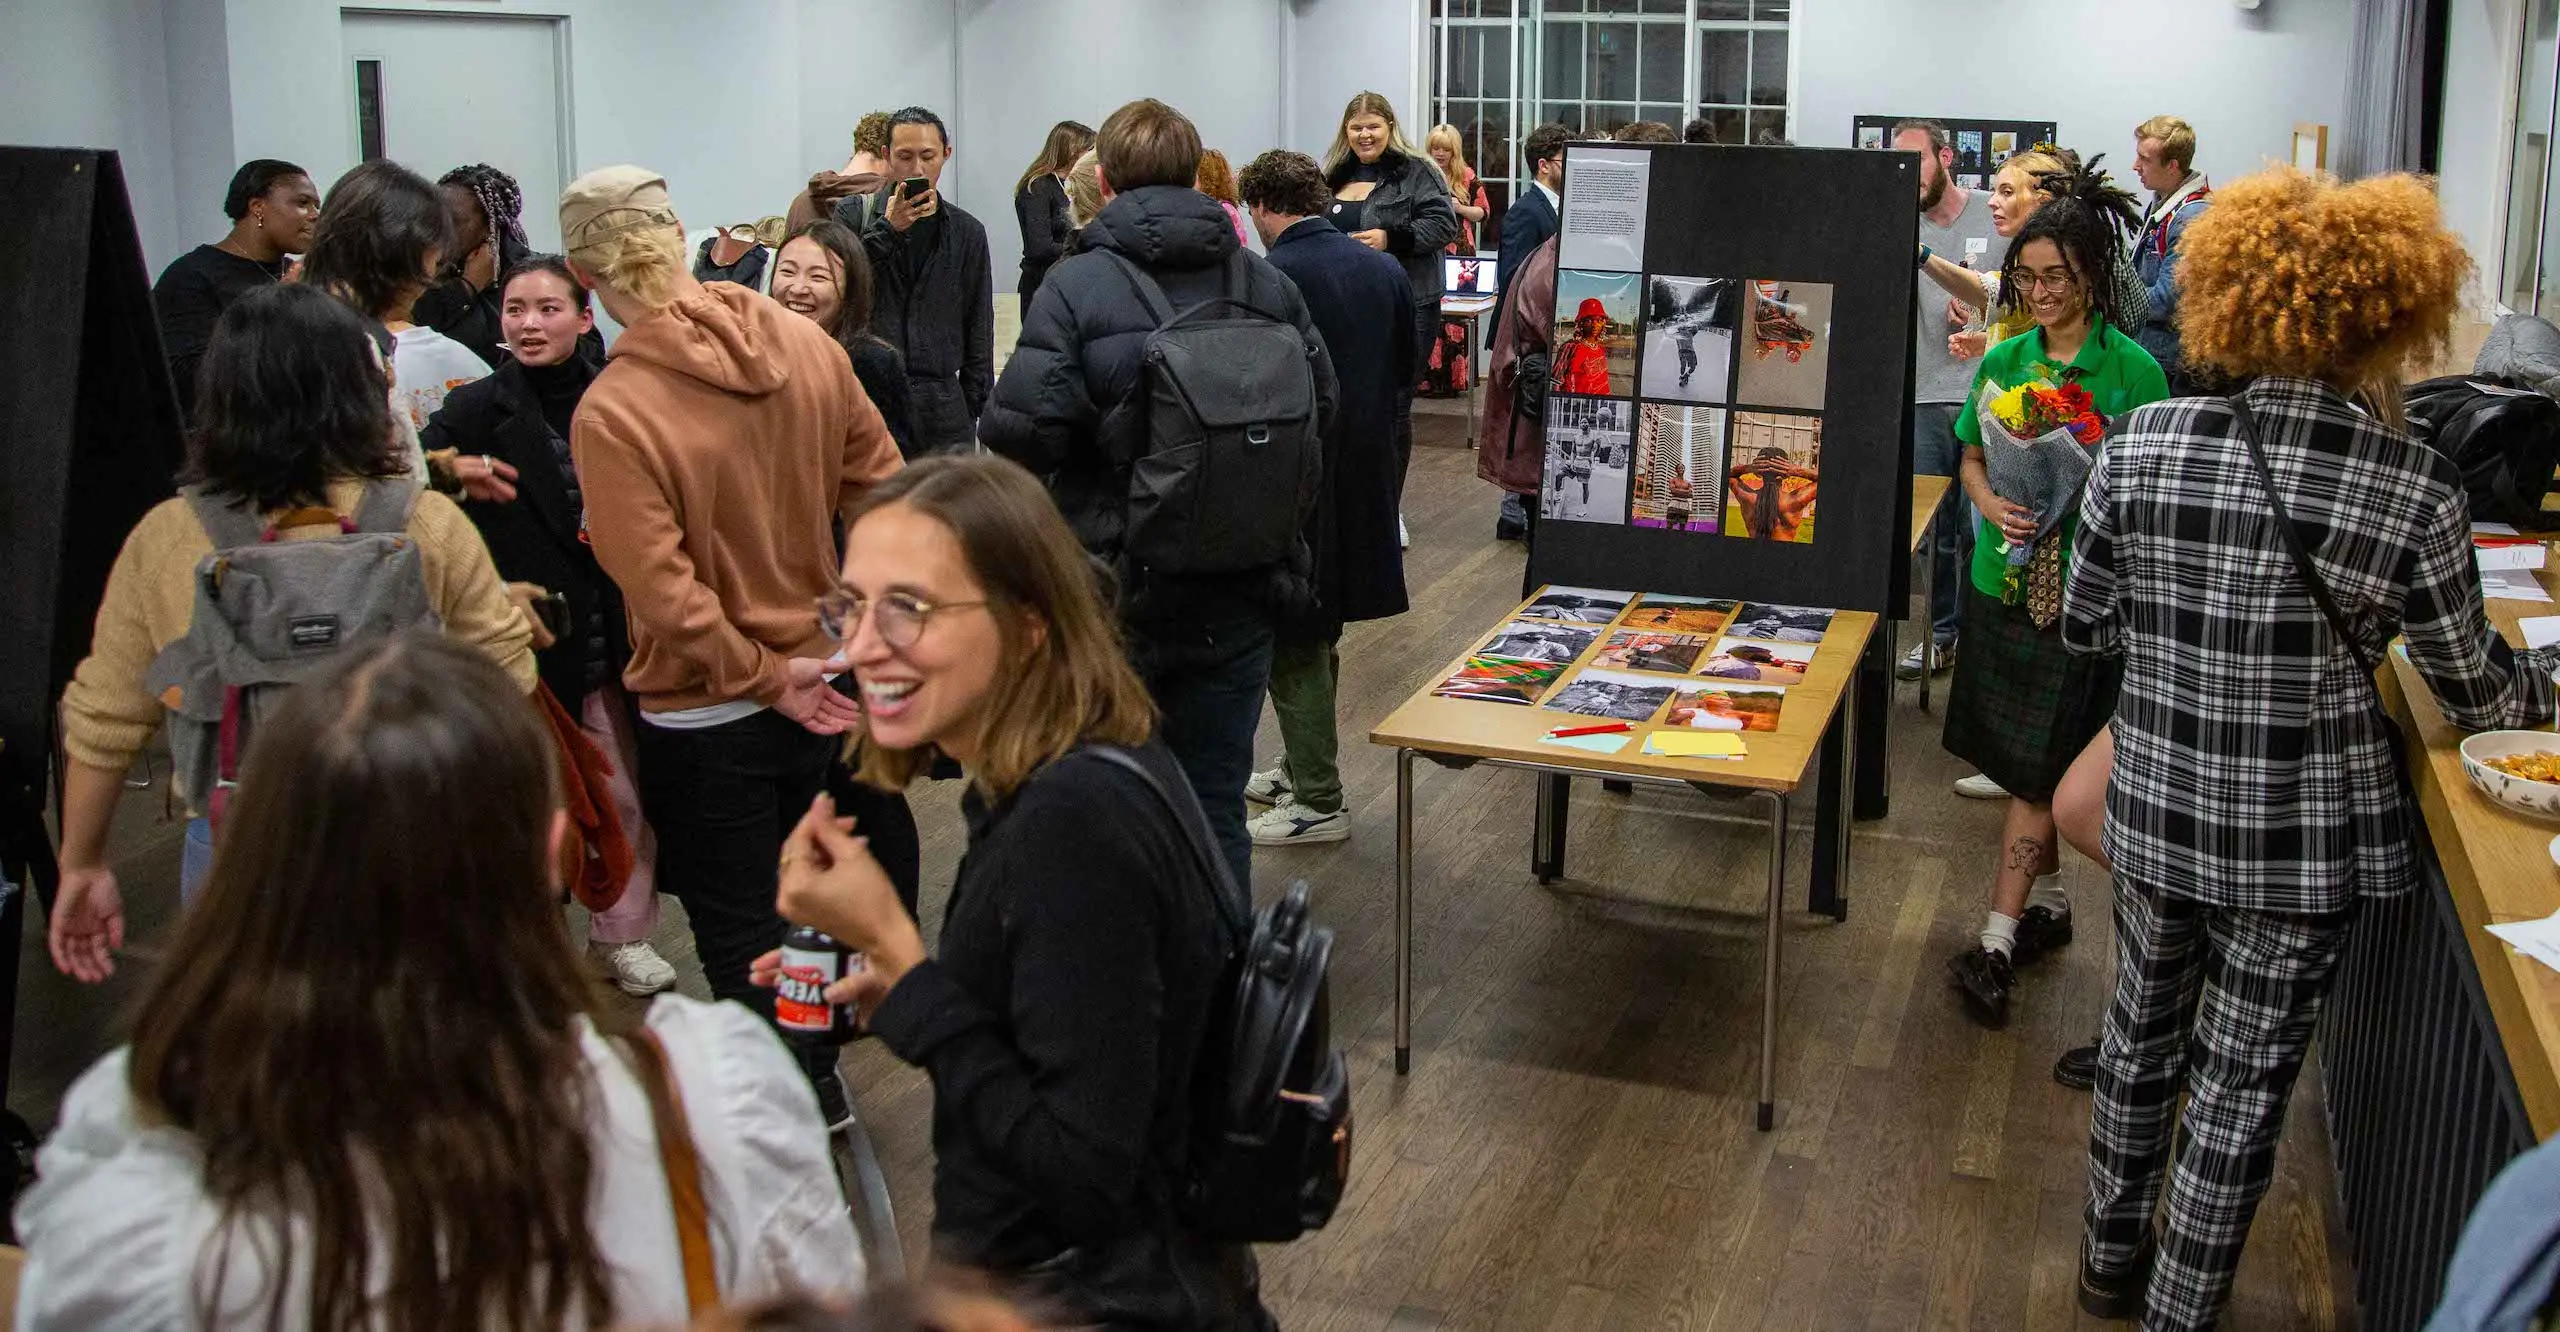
1100, 250, 1323, 576
145, 478, 439, 824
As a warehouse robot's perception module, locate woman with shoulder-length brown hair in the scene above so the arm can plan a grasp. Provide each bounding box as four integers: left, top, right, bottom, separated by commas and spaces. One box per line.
1014, 119, 1095, 307
1194, 147, 1250, 246
17, 632, 863, 1329
752, 453, 1271, 1330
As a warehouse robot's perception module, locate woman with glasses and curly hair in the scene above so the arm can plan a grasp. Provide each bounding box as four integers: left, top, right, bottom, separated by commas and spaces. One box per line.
2061, 167, 2560, 1327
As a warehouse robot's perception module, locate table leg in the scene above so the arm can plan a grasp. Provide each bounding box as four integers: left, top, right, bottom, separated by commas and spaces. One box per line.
1812, 700, 1847, 921
1758, 789, 1788, 1132
1854, 630, 1891, 822
1396, 747, 1415, 1076
1532, 772, 1571, 884
1919, 505, 1937, 714
1838, 667, 1859, 894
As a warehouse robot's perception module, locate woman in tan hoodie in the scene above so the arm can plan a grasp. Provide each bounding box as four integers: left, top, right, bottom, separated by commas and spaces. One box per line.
559, 165, 902, 1124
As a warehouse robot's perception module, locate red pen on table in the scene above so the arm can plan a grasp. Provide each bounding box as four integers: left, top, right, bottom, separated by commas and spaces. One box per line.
1547, 721, 1633, 738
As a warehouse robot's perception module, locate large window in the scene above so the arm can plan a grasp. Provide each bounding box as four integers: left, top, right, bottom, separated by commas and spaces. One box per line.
2503, 0, 2560, 313
1428, 0, 1795, 238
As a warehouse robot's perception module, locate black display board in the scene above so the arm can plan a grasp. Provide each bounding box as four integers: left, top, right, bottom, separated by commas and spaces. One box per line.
1853, 115, 2060, 192
1527, 143, 1917, 616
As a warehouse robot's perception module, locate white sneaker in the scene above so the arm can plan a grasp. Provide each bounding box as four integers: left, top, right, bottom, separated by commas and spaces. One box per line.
1244, 763, 1292, 807
1399, 514, 1411, 549
591, 939, 678, 995
1953, 773, 2008, 800
1248, 801, 1350, 846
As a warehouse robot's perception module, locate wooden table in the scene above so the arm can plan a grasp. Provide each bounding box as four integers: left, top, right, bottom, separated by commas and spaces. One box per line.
1369, 589, 1879, 1129
1908, 474, 1953, 712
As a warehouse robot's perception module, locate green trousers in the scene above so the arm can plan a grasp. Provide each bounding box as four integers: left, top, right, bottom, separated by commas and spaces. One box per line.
1268, 632, 1343, 813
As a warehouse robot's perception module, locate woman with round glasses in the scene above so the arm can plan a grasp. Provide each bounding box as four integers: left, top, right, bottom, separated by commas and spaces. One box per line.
758, 453, 1272, 1329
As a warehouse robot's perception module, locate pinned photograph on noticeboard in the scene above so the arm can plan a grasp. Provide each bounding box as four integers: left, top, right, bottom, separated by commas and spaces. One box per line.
1543, 668, 1682, 723
1726, 602, 1835, 644
1541, 397, 1633, 524
1990, 130, 2018, 160
1517, 584, 1634, 625
1595, 630, 1712, 674
1478, 620, 1602, 665
1857, 125, 1886, 150
1632, 404, 1724, 532
1432, 654, 1567, 706
1558, 145, 1651, 272
1638, 275, 1739, 403
1621, 593, 1738, 636
1956, 130, 1986, 173
1736, 280, 1832, 410
1667, 681, 1787, 732
1725, 411, 1822, 543
1552, 270, 1640, 398
1695, 636, 1816, 686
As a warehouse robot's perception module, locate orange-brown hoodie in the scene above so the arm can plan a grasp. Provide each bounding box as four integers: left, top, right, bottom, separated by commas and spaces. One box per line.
573, 281, 901, 712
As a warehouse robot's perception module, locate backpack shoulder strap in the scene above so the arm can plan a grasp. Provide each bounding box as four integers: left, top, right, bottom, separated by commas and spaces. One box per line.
621, 1025, 719, 1315
2229, 394, 2380, 681
1097, 250, 1177, 326
184, 486, 270, 550
1079, 745, 1250, 945
348, 475, 420, 534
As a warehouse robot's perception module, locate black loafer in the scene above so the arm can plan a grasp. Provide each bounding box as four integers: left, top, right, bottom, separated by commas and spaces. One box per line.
2053, 1041, 2099, 1091
2012, 904, 2074, 964
1946, 946, 2015, 1029
2078, 1236, 2153, 1320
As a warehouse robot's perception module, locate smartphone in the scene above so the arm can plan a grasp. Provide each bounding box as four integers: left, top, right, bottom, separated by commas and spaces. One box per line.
897, 176, 931, 201
533, 591, 570, 640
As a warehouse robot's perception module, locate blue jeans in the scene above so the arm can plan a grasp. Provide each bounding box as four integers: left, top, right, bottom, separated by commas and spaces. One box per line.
1913, 402, 1973, 647
1138, 610, 1277, 892
180, 816, 214, 904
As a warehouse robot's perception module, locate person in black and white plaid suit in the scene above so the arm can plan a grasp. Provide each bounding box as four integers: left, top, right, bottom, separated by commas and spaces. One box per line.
2060, 167, 2560, 1328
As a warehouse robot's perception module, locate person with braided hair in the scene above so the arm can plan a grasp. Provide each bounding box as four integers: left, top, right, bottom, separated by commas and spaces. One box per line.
1939, 177, 2168, 1038
1924, 147, 2150, 365
415, 162, 605, 369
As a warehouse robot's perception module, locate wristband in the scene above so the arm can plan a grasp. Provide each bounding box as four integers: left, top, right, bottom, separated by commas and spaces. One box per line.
1917, 243, 1933, 269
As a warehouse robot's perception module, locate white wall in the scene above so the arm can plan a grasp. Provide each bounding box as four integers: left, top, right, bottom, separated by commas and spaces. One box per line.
1793, 0, 2354, 196
1284, 0, 1426, 170
799, 0, 959, 187
0, 0, 184, 270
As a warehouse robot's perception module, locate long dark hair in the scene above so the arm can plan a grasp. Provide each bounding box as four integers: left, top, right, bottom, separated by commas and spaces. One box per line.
128, 632, 626, 1331
1016, 119, 1096, 198
183, 283, 404, 509
1998, 155, 2143, 331
301, 160, 454, 321
785, 219, 885, 351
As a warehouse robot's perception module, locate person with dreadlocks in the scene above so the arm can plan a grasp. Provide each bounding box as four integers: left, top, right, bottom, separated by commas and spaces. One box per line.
415, 163, 605, 370
1938, 161, 2168, 1042
1928, 146, 2152, 366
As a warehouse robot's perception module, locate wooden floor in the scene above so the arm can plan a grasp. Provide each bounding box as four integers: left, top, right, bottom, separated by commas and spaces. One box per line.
17, 410, 2362, 1328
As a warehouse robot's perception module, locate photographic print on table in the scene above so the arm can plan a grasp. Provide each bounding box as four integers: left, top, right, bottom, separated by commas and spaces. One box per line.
1478, 619, 1601, 665
1736, 280, 1832, 411
1551, 269, 1641, 398
1695, 636, 1816, 686
1432, 654, 1566, 706
1517, 584, 1633, 624
1621, 593, 1737, 635
1667, 681, 1787, 732
1727, 602, 1835, 644
1541, 397, 1632, 525
1543, 668, 1682, 723
1638, 275, 1739, 403
1725, 410, 1822, 543
1596, 630, 1711, 674
1632, 404, 1724, 532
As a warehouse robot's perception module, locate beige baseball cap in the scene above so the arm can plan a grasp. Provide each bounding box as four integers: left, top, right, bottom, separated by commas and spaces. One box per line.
558, 165, 678, 252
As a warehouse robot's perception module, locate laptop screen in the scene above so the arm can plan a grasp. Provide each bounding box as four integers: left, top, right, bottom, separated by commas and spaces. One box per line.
1442, 254, 1499, 296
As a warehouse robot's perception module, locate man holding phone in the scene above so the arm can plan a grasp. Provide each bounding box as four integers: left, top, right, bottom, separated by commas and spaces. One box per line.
850, 106, 994, 453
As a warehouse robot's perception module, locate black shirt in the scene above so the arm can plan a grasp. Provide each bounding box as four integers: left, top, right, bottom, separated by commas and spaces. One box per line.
153, 244, 284, 413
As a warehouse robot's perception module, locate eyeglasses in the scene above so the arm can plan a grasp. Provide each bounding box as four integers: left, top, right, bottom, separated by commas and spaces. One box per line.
2015, 269, 2078, 296
815, 587, 987, 649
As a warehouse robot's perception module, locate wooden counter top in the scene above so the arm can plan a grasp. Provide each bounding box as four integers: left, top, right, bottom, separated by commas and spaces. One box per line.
2384, 561, 2560, 1138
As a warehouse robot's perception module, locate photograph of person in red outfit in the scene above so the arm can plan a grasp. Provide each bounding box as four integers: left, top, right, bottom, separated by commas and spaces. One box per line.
1549, 269, 1638, 397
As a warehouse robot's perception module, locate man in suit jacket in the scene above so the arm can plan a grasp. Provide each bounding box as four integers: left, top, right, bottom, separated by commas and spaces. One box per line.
1491, 123, 1570, 538
1236, 149, 1417, 846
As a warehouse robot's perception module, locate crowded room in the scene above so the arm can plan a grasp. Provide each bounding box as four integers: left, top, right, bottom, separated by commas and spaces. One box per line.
5, 0, 2560, 1327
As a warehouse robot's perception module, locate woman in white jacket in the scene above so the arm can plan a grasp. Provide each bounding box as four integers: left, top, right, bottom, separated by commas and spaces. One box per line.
15, 632, 862, 1329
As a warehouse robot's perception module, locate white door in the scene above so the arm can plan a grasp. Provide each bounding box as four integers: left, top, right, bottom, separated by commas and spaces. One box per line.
340, 12, 569, 254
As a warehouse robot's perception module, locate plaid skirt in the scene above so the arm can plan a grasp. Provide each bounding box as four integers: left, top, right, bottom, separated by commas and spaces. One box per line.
1942, 584, 2120, 802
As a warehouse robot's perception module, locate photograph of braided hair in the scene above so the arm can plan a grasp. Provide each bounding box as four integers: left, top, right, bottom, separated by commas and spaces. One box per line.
438, 162, 528, 262
1998, 154, 2144, 331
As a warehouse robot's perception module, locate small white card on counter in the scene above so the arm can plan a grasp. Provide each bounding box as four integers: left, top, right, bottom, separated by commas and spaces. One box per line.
2487, 913, 2560, 976
2523, 616, 2560, 650
2484, 569, 2554, 604
2478, 544, 2549, 572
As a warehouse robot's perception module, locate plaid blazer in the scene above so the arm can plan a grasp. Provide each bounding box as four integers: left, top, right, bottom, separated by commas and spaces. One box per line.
2064, 376, 2559, 912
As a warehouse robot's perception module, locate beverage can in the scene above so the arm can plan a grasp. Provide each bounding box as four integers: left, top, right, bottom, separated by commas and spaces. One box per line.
776, 926, 863, 1042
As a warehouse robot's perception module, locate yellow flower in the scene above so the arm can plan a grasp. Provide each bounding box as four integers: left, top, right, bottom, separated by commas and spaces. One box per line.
1988, 383, 2033, 432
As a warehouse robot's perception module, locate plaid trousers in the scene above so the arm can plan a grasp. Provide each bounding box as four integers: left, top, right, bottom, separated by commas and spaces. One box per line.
2084, 875, 2355, 1331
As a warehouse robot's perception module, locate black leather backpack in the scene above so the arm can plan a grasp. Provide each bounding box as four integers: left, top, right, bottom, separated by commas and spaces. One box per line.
2407, 375, 2560, 531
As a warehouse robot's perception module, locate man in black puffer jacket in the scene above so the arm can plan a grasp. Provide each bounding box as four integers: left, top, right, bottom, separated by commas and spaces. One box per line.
981, 97, 1338, 890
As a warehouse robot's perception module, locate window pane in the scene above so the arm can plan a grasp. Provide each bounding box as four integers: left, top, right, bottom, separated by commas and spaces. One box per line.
1710, 107, 1747, 144
1591, 103, 1637, 137
1755, 0, 1791, 17
1484, 24, 1513, 97
1587, 22, 1639, 103
1641, 22, 1682, 101
1699, 29, 1748, 105
1750, 29, 1788, 105
1455, 27, 1487, 97
1543, 23, 1583, 100
1699, 0, 1752, 17
1643, 103, 1683, 132
1747, 108, 1789, 144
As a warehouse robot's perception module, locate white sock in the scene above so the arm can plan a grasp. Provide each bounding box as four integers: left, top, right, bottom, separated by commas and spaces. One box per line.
1980, 911, 2020, 958
2027, 873, 2070, 919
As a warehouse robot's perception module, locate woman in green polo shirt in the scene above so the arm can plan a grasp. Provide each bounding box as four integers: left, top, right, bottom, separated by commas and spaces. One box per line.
1941, 171, 2167, 1033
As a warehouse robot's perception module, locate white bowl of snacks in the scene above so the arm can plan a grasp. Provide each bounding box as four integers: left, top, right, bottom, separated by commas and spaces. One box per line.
2460, 731, 2560, 820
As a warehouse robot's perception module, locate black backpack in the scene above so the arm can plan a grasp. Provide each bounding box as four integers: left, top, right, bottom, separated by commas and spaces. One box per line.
2407, 375, 2560, 531
1099, 251, 1324, 575
1084, 747, 1351, 1244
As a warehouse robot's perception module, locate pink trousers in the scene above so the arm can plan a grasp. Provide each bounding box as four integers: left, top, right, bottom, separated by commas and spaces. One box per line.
581, 684, 662, 944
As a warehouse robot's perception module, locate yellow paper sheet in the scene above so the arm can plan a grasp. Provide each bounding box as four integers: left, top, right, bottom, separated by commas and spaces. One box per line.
1645, 730, 1748, 758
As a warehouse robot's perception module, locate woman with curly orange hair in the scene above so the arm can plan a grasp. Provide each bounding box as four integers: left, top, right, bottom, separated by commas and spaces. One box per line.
2059, 167, 2558, 1328
1194, 147, 1249, 246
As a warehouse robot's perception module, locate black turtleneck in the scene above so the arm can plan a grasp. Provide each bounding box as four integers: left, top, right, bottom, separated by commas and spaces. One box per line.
520, 355, 592, 444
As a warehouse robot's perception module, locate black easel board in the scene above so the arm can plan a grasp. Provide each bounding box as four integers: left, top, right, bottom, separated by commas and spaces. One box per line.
1527, 142, 1916, 616
1852, 115, 2059, 191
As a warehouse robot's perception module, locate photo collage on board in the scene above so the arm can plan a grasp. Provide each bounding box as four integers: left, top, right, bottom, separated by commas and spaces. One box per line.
1430, 589, 1840, 736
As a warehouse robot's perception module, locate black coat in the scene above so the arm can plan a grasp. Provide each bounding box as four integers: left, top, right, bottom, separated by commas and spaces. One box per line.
844, 335, 919, 460
1264, 218, 1415, 633
1493, 183, 1558, 334
422, 357, 628, 713
412, 274, 608, 372
1015, 173, 1074, 305
979, 186, 1339, 638
1324, 147, 1460, 305
849, 193, 995, 452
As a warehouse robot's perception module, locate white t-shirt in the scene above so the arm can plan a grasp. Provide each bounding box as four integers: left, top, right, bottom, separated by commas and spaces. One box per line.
14, 997, 865, 1326
388, 325, 491, 485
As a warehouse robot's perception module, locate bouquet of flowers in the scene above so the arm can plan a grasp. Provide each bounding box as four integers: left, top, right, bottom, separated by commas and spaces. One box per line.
1975, 372, 2109, 624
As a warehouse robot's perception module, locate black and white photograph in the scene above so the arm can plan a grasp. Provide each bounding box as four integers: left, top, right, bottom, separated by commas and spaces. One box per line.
1638, 275, 1739, 403
1541, 667, 1681, 723
1956, 129, 1985, 172
1726, 602, 1836, 644
1517, 585, 1635, 624
1736, 280, 1833, 412
1478, 620, 1601, 664
1541, 397, 1632, 524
